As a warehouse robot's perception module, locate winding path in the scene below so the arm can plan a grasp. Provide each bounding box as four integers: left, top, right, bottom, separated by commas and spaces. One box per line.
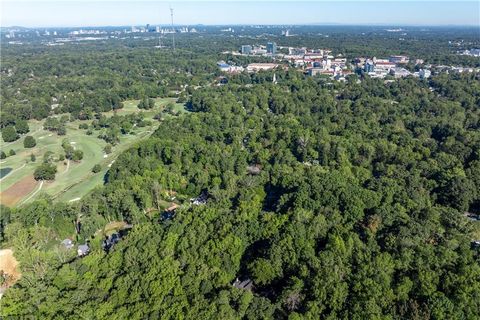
63, 160, 70, 174
22, 180, 44, 203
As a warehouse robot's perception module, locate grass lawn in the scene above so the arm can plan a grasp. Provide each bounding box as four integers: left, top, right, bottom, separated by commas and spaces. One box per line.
0, 97, 187, 207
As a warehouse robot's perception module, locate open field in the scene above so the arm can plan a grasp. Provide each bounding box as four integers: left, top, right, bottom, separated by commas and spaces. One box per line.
0, 98, 185, 206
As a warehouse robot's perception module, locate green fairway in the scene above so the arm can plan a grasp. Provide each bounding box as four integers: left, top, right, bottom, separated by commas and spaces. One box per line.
0, 97, 186, 206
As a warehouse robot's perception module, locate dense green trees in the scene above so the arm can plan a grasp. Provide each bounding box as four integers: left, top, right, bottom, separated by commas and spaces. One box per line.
138, 97, 156, 109
23, 135, 36, 148
92, 164, 102, 173
44, 117, 67, 135
15, 120, 30, 134
0, 30, 479, 319
33, 163, 57, 180
104, 144, 112, 154
72, 150, 84, 161
2, 126, 19, 142
61, 140, 84, 162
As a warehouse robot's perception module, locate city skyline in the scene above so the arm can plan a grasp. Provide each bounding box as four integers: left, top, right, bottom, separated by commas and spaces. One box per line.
2, 1, 479, 28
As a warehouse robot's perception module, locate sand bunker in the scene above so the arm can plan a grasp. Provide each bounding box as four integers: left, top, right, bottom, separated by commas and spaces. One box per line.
0, 249, 21, 288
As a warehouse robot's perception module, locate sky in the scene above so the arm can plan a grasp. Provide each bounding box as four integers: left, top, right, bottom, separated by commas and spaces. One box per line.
1, 1, 479, 28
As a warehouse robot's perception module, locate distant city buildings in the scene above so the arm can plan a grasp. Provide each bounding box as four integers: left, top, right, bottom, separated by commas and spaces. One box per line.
240, 43, 274, 56
355, 55, 415, 79
241, 45, 252, 55
364, 60, 375, 73
246, 63, 278, 72
389, 55, 409, 64
217, 61, 244, 73
3, 26, 477, 83
458, 49, 480, 57
128, 25, 193, 34
289, 47, 306, 56
69, 29, 107, 35
418, 69, 431, 79
267, 42, 277, 55
390, 67, 411, 78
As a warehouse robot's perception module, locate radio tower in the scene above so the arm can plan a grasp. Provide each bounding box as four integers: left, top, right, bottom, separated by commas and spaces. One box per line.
155, 6, 162, 48
170, 7, 175, 51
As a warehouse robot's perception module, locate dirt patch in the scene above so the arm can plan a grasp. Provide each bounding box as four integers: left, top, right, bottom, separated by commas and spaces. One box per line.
0, 175, 38, 206
0, 249, 22, 288
95, 221, 129, 237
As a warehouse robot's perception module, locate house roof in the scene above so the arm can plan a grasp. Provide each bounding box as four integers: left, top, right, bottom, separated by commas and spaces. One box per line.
78, 244, 89, 255
233, 278, 254, 290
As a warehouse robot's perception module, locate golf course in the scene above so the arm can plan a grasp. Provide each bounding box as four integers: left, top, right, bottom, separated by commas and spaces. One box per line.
0, 97, 185, 207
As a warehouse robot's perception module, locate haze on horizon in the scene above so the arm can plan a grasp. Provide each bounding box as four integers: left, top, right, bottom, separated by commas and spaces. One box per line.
1, 1, 479, 28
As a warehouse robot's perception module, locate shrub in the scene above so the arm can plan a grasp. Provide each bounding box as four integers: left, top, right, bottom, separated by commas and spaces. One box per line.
92, 164, 102, 173
33, 163, 57, 180
24, 136, 37, 148
2, 126, 19, 142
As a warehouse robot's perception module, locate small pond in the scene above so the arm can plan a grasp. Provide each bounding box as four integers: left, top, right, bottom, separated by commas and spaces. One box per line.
0, 167, 12, 179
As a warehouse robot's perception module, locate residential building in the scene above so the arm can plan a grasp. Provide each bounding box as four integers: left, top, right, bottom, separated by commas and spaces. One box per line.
77, 244, 90, 257
190, 191, 208, 205
419, 69, 431, 79
233, 278, 254, 291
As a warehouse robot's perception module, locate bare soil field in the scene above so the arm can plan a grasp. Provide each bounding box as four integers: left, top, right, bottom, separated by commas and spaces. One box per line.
0, 175, 38, 206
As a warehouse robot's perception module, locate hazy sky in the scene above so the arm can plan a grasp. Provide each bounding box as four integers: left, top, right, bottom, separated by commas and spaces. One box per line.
2, 1, 479, 28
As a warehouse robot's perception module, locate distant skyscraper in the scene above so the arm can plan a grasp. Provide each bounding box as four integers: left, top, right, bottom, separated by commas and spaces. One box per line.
241, 45, 252, 55
267, 42, 277, 55
364, 60, 375, 73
